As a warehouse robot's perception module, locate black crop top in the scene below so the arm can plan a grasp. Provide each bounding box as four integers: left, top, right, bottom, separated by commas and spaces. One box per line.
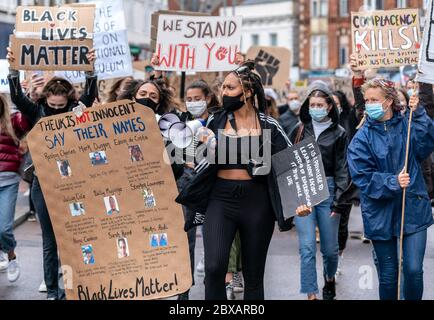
217, 133, 263, 170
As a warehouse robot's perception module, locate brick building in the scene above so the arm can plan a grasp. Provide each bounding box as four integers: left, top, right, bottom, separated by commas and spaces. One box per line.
299, 0, 427, 74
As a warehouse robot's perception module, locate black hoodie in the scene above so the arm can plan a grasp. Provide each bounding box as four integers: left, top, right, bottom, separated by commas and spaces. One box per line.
289, 81, 349, 214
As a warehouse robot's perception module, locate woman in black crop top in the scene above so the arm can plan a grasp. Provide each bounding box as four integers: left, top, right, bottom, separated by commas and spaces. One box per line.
177, 61, 311, 300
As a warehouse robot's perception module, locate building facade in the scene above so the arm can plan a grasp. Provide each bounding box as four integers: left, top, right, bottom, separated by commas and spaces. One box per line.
220, 0, 300, 67
299, 0, 427, 74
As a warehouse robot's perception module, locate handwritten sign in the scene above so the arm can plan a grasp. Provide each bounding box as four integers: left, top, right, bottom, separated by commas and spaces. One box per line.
27, 100, 192, 300
0, 60, 24, 93
417, 0, 434, 83
271, 136, 329, 219
10, 5, 95, 71
155, 14, 242, 72
56, 0, 132, 83
351, 9, 420, 70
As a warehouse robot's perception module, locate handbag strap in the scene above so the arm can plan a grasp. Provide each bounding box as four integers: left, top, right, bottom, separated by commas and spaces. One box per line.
295, 123, 305, 144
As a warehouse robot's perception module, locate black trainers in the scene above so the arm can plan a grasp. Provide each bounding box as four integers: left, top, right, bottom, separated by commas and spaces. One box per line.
322, 277, 336, 300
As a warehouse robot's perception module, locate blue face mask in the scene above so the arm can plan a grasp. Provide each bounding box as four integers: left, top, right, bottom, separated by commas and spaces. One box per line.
407, 89, 414, 97
309, 107, 329, 122
365, 103, 386, 120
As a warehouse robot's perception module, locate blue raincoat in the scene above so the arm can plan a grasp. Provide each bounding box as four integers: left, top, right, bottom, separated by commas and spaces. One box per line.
348, 107, 434, 240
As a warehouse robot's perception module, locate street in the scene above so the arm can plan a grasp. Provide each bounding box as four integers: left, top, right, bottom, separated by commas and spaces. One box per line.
3, 195, 434, 300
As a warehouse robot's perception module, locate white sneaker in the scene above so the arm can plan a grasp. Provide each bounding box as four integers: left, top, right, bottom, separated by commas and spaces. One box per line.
336, 254, 344, 278
226, 281, 235, 300
232, 272, 244, 293
7, 258, 20, 282
196, 255, 205, 273
0, 252, 8, 273
39, 280, 47, 292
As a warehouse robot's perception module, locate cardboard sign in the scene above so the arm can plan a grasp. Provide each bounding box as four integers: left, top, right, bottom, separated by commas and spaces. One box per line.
155, 14, 242, 72
11, 5, 95, 71
417, 0, 434, 83
271, 136, 329, 219
246, 46, 290, 90
351, 9, 420, 70
27, 100, 192, 300
0, 60, 24, 93
56, 0, 133, 83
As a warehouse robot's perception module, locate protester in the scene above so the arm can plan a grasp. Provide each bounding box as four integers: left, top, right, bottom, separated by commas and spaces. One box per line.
176, 60, 312, 300
348, 78, 434, 300
176, 79, 220, 300
6, 47, 97, 300
289, 81, 349, 300
331, 90, 359, 276
0, 94, 29, 282
279, 90, 301, 135
106, 76, 134, 103
263, 88, 280, 120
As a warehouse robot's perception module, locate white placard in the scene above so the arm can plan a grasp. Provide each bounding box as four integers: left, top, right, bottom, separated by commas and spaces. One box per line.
0, 60, 24, 93
56, 0, 132, 83
418, 0, 434, 83
155, 15, 242, 72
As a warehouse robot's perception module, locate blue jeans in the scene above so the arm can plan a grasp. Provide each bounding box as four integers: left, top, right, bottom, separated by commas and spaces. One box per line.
294, 177, 340, 295
32, 176, 65, 300
371, 229, 427, 300
0, 182, 19, 253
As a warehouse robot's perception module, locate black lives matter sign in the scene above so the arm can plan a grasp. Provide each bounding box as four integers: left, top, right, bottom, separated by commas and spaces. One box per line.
272, 136, 329, 219
10, 5, 95, 71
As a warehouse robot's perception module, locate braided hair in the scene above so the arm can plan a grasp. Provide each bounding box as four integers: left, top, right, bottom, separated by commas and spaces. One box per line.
230, 60, 267, 112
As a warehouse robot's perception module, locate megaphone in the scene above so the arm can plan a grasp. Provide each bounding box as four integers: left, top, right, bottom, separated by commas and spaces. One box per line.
168, 119, 206, 149
158, 113, 181, 139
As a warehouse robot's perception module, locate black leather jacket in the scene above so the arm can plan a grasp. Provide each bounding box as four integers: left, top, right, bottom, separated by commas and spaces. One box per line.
289, 81, 349, 214
8, 70, 98, 128
176, 108, 295, 231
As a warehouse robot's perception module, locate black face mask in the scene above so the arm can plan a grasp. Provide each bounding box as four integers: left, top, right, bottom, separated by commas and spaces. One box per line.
222, 93, 245, 112
44, 104, 69, 116
136, 98, 159, 113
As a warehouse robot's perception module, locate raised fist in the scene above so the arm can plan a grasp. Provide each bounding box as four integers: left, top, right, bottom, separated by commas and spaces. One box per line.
254, 50, 280, 86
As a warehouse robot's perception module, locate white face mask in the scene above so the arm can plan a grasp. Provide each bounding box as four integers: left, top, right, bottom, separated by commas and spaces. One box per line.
186, 100, 207, 117
288, 100, 301, 112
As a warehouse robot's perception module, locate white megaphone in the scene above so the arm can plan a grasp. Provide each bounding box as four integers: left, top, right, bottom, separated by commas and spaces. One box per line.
158, 113, 181, 139
168, 119, 206, 149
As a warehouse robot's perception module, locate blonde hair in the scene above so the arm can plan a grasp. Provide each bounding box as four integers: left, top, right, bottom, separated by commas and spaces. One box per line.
357, 78, 402, 129
0, 95, 18, 144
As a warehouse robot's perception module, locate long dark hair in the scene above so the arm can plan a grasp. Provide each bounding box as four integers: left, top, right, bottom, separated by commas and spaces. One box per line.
186, 80, 220, 110
332, 90, 352, 114
117, 78, 175, 115
230, 61, 266, 112
38, 77, 76, 105
107, 77, 133, 103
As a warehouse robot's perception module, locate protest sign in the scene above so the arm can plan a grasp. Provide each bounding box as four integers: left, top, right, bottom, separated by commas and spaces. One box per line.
246, 46, 290, 90
0, 60, 24, 93
11, 5, 95, 71
272, 136, 329, 219
351, 9, 420, 70
155, 14, 242, 72
27, 100, 192, 300
56, 0, 133, 83
417, 0, 434, 83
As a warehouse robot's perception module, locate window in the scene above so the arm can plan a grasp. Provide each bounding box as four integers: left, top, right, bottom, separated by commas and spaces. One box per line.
397, 0, 407, 8
311, 35, 328, 69
270, 33, 278, 46
251, 34, 259, 46
339, 0, 348, 17
364, 0, 384, 10
339, 36, 349, 66
311, 0, 328, 17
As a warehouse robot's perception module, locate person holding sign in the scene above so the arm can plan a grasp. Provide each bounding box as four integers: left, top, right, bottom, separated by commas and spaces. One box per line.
348, 79, 434, 300
6, 46, 97, 300
0, 95, 29, 282
289, 81, 349, 300
176, 61, 312, 300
